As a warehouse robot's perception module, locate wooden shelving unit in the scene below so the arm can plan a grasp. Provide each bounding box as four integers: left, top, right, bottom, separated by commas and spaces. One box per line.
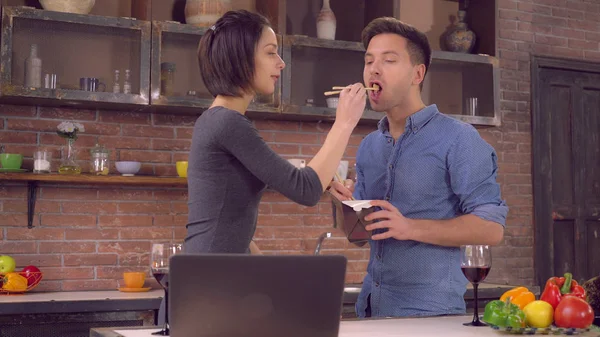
0, 0, 499, 127
0, 6, 151, 110
0, 173, 187, 229
149, 20, 281, 115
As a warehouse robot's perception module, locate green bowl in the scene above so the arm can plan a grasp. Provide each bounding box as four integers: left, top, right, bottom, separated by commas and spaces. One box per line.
0, 153, 23, 169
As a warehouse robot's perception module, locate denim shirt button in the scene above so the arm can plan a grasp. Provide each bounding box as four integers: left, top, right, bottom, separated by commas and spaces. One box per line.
385, 196, 390, 201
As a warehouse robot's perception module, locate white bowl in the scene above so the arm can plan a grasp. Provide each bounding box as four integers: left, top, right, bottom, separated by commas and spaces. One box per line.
115, 161, 141, 176
326, 97, 339, 108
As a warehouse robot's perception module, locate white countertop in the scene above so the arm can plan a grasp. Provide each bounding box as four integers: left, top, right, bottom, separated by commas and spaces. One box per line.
108, 316, 600, 337
0, 289, 163, 303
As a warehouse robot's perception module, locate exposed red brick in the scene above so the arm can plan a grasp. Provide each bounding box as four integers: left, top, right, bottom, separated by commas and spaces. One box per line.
6, 228, 65, 241
152, 138, 191, 151
0, 104, 36, 116
153, 114, 197, 126
42, 267, 94, 280
118, 150, 171, 163
38, 107, 96, 120
41, 215, 97, 227
64, 254, 118, 266
65, 229, 120, 240
39, 241, 96, 253
97, 241, 151, 254
62, 280, 117, 291
98, 111, 150, 124
98, 215, 153, 227
13, 254, 62, 267
119, 227, 173, 240
0, 131, 37, 144
62, 202, 118, 214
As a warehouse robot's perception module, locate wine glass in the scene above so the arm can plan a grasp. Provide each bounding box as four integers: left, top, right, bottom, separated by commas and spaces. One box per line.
460, 245, 491, 327
151, 243, 183, 335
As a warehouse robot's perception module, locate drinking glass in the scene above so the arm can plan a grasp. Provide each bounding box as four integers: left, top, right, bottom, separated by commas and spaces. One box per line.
151, 243, 183, 335
460, 245, 491, 327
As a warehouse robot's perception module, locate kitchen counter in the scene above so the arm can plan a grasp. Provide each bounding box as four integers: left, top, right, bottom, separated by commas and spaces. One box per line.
0, 283, 535, 316
90, 315, 600, 337
0, 289, 163, 315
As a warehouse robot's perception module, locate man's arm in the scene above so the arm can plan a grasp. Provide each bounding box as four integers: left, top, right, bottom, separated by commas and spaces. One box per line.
365, 201, 504, 246
365, 125, 508, 247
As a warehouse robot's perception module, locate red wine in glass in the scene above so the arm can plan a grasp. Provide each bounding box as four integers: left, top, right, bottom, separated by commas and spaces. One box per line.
461, 266, 491, 284
460, 245, 491, 327
153, 271, 169, 290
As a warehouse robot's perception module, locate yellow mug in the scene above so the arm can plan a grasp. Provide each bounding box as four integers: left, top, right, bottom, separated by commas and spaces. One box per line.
123, 272, 146, 288
176, 161, 188, 178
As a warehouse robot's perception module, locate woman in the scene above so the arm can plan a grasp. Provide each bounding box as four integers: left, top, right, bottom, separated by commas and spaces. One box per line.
186, 9, 366, 254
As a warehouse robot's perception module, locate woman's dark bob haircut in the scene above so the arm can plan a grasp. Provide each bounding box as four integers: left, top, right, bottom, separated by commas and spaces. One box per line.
197, 10, 271, 97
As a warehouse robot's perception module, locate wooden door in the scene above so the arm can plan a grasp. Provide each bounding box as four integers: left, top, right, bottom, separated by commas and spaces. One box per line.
532, 56, 600, 286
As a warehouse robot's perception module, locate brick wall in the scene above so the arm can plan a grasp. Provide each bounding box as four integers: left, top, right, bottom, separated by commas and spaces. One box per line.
483, 0, 600, 286
1, 0, 599, 292
0, 106, 373, 291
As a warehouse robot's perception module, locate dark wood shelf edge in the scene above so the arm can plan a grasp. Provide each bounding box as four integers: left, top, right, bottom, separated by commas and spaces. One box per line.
432, 50, 499, 66
285, 35, 364, 52
0, 173, 187, 186
446, 114, 501, 127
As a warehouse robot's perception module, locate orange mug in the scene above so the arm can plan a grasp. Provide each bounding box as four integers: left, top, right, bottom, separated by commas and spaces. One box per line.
123, 272, 146, 288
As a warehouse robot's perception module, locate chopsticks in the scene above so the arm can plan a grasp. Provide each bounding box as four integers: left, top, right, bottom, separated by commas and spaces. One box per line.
324, 84, 379, 96
334, 172, 355, 201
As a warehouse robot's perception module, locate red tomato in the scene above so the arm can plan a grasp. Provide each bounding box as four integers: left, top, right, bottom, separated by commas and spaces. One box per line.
554, 296, 594, 329
19, 265, 42, 287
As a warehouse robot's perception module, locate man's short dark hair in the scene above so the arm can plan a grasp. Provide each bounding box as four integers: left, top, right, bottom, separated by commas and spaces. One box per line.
197, 10, 270, 97
362, 17, 432, 87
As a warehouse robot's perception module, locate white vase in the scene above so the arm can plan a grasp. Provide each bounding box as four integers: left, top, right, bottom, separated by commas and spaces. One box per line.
316, 0, 336, 40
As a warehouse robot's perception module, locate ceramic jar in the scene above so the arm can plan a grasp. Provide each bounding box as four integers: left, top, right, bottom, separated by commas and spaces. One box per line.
444, 10, 476, 53
185, 0, 232, 28
39, 0, 95, 14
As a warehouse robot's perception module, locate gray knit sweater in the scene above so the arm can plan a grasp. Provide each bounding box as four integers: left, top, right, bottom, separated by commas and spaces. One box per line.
185, 107, 323, 253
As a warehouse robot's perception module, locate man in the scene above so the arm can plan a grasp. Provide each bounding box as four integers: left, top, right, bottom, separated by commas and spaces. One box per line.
330, 17, 508, 318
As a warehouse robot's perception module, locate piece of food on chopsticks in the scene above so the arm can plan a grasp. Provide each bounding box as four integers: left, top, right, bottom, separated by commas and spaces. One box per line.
324, 84, 380, 96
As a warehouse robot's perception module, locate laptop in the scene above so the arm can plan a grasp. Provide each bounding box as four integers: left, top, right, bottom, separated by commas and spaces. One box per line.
169, 254, 347, 337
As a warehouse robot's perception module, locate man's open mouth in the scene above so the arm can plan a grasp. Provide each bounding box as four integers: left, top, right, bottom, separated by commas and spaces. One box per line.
369, 81, 382, 100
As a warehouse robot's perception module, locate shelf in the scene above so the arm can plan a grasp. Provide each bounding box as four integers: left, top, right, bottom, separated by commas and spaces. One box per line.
432, 50, 498, 66
0, 6, 151, 109
281, 105, 383, 125
0, 173, 186, 229
445, 114, 500, 127
0, 87, 148, 110
284, 35, 365, 52
0, 172, 187, 186
150, 20, 281, 114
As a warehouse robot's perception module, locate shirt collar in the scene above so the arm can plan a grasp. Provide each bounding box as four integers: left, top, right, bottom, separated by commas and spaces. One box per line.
377, 104, 439, 134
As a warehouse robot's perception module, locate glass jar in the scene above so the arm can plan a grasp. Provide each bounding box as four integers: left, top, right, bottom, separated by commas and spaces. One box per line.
160, 62, 176, 96
90, 143, 110, 175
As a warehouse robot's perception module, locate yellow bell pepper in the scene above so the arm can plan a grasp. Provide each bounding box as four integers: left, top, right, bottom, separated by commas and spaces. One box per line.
500, 286, 535, 310
2, 272, 28, 292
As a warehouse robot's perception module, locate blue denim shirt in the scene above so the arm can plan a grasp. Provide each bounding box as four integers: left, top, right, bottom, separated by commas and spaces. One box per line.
353, 104, 508, 318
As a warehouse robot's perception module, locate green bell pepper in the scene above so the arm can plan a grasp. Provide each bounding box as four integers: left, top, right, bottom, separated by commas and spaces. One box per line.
482, 298, 526, 329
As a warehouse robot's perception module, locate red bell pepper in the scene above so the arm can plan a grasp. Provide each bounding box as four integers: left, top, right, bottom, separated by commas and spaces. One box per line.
540, 272, 587, 309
